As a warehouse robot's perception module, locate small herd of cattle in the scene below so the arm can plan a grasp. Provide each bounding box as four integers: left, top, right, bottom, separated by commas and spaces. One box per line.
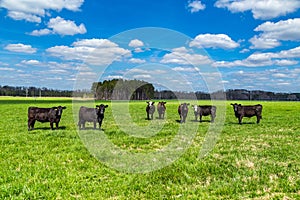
27, 102, 263, 130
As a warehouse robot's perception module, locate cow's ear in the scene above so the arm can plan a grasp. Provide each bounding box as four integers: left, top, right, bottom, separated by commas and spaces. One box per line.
62, 106, 66, 109
52, 107, 58, 109
105, 105, 108, 108
96, 105, 100, 108
187, 103, 190, 105
164, 102, 167, 104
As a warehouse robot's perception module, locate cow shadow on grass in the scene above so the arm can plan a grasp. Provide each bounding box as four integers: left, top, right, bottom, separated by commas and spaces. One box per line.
29, 126, 67, 131
229, 121, 257, 125
78, 127, 105, 131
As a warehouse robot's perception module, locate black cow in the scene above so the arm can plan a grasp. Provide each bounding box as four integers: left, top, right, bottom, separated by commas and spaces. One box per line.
28, 106, 66, 130
178, 103, 190, 123
78, 104, 108, 129
157, 101, 167, 119
196, 105, 217, 122
231, 103, 262, 124
146, 101, 155, 120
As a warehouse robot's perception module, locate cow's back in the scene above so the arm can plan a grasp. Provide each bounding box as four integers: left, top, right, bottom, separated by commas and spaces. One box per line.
79, 106, 97, 121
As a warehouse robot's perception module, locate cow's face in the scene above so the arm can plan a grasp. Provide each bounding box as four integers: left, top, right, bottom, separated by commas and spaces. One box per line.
192, 105, 198, 112
147, 101, 155, 106
160, 101, 167, 106
96, 104, 108, 115
52, 106, 66, 116
231, 103, 239, 112
181, 103, 190, 112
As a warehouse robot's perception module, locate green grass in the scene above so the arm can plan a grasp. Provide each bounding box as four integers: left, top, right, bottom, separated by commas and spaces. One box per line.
0, 97, 299, 199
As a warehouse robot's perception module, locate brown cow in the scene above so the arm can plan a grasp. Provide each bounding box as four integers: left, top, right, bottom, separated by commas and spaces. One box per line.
178, 103, 190, 123
157, 101, 167, 119
198, 105, 217, 122
146, 101, 155, 120
28, 106, 66, 130
78, 104, 108, 129
231, 103, 262, 124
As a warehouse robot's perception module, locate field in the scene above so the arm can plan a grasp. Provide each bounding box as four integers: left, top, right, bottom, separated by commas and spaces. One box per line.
0, 97, 299, 199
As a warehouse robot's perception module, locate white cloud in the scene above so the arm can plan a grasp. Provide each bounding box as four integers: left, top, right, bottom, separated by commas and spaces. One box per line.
128, 58, 146, 64
215, 0, 300, 20
30, 17, 86, 36
214, 46, 300, 67
133, 74, 152, 79
187, 0, 206, 13
0, 67, 15, 71
249, 36, 281, 49
189, 34, 239, 49
50, 16, 86, 36
7, 11, 41, 23
4, 43, 37, 54
30, 28, 52, 36
21, 60, 41, 65
128, 39, 144, 48
46, 38, 131, 65
172, 66, 198, 72
250, 18, 300, 49
0, 0, 84, 22
161, 47, 212, 65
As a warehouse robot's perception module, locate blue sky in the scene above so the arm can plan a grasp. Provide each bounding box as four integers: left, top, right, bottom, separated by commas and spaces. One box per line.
1, 0, 300, 92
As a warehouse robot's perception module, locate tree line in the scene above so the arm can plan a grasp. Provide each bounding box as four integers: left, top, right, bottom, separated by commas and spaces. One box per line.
1, 82, 300, 101
0, 85, 73, 97
91, 79, 155, 100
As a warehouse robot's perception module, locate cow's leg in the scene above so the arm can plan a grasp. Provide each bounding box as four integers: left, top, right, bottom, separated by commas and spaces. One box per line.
199, 114, 202, 123
238, 116, 242, 124
31, 120, 35, 130
55, 122, 59, 129
93, 121, 96, 129
99, 119, 103, 129
256, 115, 261, 124
147, 113, 150, 120
211, 114, 215, 123
28, 119, 32, 130
50, 122, 54, 130
28, 119, 35, 130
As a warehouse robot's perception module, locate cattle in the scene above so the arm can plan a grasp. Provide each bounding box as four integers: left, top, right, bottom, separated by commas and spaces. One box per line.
28, 106, 66, 130
157, 101, 167, 119
231, 103, 262, 124
78, 104, 108, 129
178, 103, 190, 123
197, 105, 217, 122
146, 101, 155, 120
192, 105, 200, 121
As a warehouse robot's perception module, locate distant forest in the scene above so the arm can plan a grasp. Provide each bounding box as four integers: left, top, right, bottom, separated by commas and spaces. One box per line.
1, 80, 300, 101
0, 85, 73, 97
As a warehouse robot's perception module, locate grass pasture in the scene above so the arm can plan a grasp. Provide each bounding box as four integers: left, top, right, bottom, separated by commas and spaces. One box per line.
0, 97, 299, 199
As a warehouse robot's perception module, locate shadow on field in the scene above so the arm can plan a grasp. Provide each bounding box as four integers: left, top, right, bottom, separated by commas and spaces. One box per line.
29, 126, 67, 131
229, 121, 257, 125
78, 127, 104, 131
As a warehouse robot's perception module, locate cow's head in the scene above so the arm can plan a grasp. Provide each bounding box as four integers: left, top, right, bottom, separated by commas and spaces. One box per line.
192, 105, 198, 112
147, 101, 155, 106
181, 103, 190, 112
159, 101, 167, 107
96, 104, 108, 115
52, 106, 66, 116
230, 103, 240, 112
